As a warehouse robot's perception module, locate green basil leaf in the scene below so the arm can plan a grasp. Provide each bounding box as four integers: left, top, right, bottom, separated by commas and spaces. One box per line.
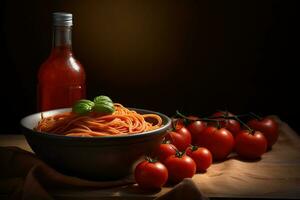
93, 101, 115, 114
93, 95, 113, 104
72, 99, 95, 115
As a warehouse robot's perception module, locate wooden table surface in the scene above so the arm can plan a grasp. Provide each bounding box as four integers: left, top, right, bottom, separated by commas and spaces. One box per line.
1, 118, 300, 199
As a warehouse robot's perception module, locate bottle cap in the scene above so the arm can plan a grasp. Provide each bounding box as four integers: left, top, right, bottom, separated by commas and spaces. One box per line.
53, 12, 73, 26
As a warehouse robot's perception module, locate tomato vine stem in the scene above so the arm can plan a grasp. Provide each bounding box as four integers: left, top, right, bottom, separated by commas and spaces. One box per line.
249, 112, 263, 120
233, 116, 254, 133
175, 110, 227, 123
175, 110, 260, 133
207, 113, 250, 120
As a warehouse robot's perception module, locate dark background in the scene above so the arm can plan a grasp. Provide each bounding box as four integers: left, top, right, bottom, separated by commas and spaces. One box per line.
0, 0, 299, 133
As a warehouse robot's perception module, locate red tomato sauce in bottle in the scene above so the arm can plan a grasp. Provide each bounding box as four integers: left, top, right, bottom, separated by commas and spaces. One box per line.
38, 12, 86, 111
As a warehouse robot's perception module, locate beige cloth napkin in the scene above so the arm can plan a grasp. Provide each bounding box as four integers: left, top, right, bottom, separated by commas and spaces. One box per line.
0, 146, 207, 200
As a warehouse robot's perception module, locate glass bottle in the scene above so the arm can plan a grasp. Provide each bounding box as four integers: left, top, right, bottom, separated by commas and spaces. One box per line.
38, 12, 86, 111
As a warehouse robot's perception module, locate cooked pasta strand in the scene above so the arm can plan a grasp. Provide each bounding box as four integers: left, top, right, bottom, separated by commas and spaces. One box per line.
35, 104, 163, 137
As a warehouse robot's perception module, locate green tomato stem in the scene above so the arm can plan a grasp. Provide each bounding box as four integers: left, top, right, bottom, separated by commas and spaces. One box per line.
190, 145, 199, 152
145, 156, 157, 163
175, 150, 185, 158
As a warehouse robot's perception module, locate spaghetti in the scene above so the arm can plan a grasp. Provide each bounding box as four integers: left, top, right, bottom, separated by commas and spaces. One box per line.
34, 103, 163, 137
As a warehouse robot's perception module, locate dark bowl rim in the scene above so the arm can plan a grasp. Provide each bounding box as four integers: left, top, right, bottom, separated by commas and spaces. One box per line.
20, 107, 172, 141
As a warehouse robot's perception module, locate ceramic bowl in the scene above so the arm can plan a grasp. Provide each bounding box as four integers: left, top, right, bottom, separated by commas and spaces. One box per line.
20, 108, 171, 180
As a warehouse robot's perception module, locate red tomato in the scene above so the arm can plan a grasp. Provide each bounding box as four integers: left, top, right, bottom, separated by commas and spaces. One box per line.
164, 153, 196, 184
176, 126, 192, 142
211, 111, 241, 136
134, 159, 168, 190
247, 117, 279, 148
195, 126, 234, 161
187, 120, 207, 145
155, 143, 177, 162
186, 146, 212, 172
235, 130, 267, 159
165, 126, 192, 151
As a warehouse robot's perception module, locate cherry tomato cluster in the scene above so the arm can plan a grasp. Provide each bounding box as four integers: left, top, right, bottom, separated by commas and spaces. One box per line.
134, 110, 279, 190
134, 144, 212, 190
175, 111, 279, 160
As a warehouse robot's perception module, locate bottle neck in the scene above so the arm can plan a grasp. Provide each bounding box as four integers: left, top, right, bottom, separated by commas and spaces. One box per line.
52, 26, 72, 53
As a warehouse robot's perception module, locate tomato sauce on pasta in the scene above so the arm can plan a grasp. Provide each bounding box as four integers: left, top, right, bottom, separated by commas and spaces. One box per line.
34, 103, 163, 137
